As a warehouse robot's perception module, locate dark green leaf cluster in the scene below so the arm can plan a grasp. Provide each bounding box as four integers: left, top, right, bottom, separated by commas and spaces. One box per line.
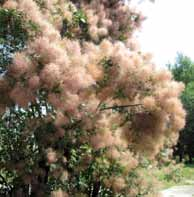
0, 8, 39, 73
169, 53, 194, 163
61, 9, 90, 40
168, 53, 194, 85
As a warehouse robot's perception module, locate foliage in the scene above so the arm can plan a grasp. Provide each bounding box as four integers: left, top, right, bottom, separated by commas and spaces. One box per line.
168, 53, 194, 163
153, 163, 194, 189
0, 8, 39, 73
0, 0, 185, 196
60, 9, 89, 40
168, 53, 194, 85
163, 164, 183, 183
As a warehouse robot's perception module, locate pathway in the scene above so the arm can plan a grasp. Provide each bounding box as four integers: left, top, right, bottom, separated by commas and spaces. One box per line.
161, 185, 194, 197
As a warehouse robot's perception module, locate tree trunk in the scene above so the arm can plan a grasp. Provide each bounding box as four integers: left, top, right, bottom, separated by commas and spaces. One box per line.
179, 153, 183, 162
31, 159, 49, 196
92, 182, 100, 197
189, 154, 193, 164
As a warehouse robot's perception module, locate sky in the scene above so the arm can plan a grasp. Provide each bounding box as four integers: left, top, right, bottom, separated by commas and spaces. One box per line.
131, 0, 194, 68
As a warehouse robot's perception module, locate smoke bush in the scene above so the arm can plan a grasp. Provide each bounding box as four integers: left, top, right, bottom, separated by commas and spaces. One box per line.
0, 0, 185, 196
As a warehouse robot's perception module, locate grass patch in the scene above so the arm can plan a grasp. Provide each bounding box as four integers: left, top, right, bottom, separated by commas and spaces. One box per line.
182, 164, 194, 180
153, 163, 194, 189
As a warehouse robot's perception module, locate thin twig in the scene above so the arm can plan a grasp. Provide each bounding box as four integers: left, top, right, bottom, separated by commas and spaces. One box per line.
95, 101, 103, 112
100, 104, 142, 111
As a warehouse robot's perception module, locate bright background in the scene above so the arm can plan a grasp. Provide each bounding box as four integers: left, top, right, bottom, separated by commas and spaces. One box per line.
130, 0, 194, 68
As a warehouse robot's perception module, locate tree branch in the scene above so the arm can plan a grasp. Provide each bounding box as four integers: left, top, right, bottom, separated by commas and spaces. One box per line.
100, 104, 142, 111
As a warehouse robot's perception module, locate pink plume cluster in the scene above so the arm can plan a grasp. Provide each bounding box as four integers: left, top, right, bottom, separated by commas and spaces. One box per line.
82, 0, 144, 41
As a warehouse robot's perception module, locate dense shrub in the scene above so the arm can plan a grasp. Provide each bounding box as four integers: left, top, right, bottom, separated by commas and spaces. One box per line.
0, 0, 185, 196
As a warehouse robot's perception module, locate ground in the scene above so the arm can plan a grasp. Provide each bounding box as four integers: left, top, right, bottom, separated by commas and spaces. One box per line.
161, 185, 194, 197
158, 163, 194, 197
